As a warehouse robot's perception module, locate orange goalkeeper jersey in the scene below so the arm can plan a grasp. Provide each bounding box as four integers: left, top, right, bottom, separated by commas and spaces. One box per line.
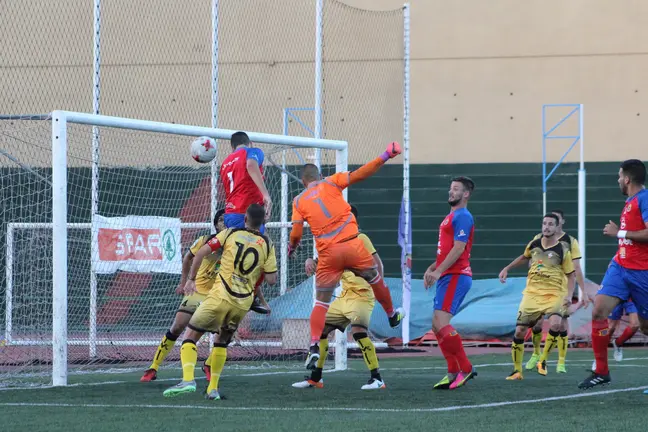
291, 172, 358, 251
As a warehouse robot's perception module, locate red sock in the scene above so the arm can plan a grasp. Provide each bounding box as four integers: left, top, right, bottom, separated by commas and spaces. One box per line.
310, 301, 330, 344
615, 326, 638, 347
437, 333, 460, 374
438, 325, 472, 373
368, 275, 394, 316
592, 319, 610, 375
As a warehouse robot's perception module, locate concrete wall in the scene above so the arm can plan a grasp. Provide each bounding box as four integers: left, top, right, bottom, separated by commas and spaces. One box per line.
2, 0, 647, 164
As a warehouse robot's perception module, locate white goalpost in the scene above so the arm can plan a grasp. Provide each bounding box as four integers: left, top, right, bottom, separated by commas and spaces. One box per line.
2, 111, 348, 387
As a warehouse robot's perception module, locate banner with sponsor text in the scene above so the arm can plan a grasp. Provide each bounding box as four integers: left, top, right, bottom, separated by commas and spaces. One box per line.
92, 215, 182, 274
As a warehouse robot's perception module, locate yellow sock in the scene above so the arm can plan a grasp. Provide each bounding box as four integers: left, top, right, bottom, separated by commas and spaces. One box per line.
355, 335, 379, 372
511, 338, 524, 372
316, 338, 329, 369
558, 332, 568, 364
532, 331, 542, 356
180, 341, 198, 382
149, 331, 177, 371
540, 330, 559, 362
207, 345, 227, 393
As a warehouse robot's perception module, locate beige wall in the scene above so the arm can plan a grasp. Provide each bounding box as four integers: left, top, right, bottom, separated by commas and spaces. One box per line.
2, 0, 647, 165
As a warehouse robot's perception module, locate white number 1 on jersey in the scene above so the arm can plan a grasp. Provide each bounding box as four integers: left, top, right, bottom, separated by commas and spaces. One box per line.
227, 171, 234, 193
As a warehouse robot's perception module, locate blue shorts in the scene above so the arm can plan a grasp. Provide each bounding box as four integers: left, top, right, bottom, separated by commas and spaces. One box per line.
609, 301, 639, 320
599, 261, 648, 319
224, 213, 265, 234
434, 274, 472, 315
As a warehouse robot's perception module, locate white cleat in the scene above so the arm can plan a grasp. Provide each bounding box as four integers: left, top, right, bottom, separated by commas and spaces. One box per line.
305, 349, 320, 370
292, 378, 324, 389
612, 340, 623, 362
361, 378, 386, 390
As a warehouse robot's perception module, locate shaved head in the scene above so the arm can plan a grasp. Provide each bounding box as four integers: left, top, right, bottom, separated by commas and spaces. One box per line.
300, 163, 321, 185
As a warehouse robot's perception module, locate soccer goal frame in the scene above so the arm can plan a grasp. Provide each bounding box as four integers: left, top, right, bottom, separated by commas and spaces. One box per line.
46, 110, 348, 386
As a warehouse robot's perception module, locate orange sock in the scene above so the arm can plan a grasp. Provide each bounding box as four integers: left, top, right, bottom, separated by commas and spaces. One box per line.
368, 274, 394, 316
310, 301, 330, 344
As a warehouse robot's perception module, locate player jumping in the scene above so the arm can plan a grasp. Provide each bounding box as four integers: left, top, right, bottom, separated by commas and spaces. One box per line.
500, 208, 588, 374
140, 209, 226, 382
292, 205, 387, 390
163, 204, 277, 400
591, 300, 639, 371
220, 131, 272, 314
500, 213, 576, 380
424, 176, 478, 390
289, 142, 405, 370
579, 159, 648, 389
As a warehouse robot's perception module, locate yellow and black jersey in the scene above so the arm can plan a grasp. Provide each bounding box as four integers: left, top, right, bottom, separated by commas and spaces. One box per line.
188, 235, 222, 295
533, 232, 582, 260
338, 233, 376, 301
523, 237, 574, 296
206, 228, 277, 309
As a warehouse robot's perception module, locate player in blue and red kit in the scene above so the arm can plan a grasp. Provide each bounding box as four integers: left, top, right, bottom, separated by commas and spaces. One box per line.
219, 131, 272, 232
219, 131, 272, 314
579, 159, 648, 390
424, 176, 478, 390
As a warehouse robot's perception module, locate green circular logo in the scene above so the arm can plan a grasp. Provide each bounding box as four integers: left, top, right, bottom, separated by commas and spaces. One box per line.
162, 229, 177, 261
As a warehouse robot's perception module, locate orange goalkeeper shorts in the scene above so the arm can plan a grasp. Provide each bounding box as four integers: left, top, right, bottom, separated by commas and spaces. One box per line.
316, 236, 376, 289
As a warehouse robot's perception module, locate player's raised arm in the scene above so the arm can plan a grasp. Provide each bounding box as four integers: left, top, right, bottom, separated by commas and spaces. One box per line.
345, 142, 401, 186
245, 148, 272, 219
288, 199, 304, 255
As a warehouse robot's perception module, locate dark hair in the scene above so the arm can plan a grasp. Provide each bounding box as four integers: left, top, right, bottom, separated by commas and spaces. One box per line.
550, 208, 564, 219
300, 163, 320, 182
231, 131, 250, 149
620, 159, 646, 185
543, 213, 560, 225
452, 176, 475, 194
350, 204, 358, 220
213, 208, 226, 230
246, 203, 265, 229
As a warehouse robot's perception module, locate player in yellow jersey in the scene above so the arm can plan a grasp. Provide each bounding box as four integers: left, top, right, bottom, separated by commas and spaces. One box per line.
499, 209, 589, 374
163, 204, 277, 400
499, 213, 576, 380
292, 205, 386, 390
141, 209, 226, 382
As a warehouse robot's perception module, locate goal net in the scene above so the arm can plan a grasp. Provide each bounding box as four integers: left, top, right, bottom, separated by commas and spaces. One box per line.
0, 112, 346, 387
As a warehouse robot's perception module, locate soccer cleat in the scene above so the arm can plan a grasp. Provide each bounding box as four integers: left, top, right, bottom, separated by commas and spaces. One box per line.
361, 378, 386, 390
433, 374, 455, 390
250, 296, 270, 315
388, 307, 405, 328
506, 370, 523, 380
612, 339, 623, 362
556, 363, 567, 374
578, 372, 611, 389
292, 377, 324, 389
525, 354, 540, 370
449, 368, 477, 389
202, 362, 211, 382
205, 389, 225, 400
536, 360, 548, 376
305, 345, 320, 370
140, 368, 157, 382
163, 380, 196, 398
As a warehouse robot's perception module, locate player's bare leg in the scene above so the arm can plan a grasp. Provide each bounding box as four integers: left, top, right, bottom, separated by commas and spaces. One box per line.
141, 311, 191, 382
508, 324, 529, 381
306, 289, 336, 369
356, 268, 404, 328
579, 294, 620, 389
537, 314, 562, 376
525, 318, 543, 370
433, 310, 476, 389
163, 327, 204, 397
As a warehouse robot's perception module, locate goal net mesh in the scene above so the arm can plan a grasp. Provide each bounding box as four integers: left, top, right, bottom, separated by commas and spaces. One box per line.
0, 118, 337, 387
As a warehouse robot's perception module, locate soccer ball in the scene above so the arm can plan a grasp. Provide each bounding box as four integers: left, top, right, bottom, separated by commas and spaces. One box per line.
191, 136, 217, 163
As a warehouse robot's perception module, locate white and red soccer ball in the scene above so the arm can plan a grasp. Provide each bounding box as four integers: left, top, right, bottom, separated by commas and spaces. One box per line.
191, 136, 217, 163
